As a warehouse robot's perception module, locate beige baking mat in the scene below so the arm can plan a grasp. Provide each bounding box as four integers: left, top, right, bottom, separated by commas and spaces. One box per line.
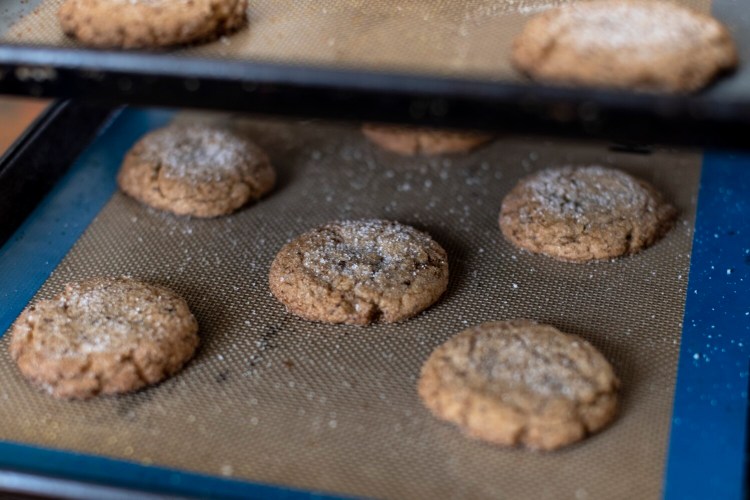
2, 0, 712, 80
0, 111, 700, 499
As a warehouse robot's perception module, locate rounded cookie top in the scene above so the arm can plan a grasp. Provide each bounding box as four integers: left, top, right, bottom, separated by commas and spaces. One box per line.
512, 0, 737, 92
9, 277, 199, 399
362, 124, 492, 156
59, 0, 248, 49
118, 124, 276, 218
418, 320, 619, 451
499, 166, 676, 262
269, 219, 449, 325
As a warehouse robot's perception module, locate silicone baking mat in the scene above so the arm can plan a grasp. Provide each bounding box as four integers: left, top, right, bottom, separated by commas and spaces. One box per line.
0, 0, 712, 81
0, 109, 701, 499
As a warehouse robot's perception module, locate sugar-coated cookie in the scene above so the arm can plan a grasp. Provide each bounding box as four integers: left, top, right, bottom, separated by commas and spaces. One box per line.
9, 277, 199, 399
500, 166, 676, 262
418, 320, 619, 451
118, 124, 275, 218
269, 219, 449, 325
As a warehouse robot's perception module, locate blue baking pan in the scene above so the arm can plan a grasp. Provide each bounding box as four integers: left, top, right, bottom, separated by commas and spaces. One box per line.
0, 107, 747, 499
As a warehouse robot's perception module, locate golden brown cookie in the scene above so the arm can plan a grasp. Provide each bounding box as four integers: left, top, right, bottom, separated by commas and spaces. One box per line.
362, 124, 492, 156
269, 219, 449, 325
8, 277, 199, 400
418, 320, 619, 451
59, 0, 248, 49
499, 166, 676, 262
512, 0, 737, 92
118, 123, 275, 218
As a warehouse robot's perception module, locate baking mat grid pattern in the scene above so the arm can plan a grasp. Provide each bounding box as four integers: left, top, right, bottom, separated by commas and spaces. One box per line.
1, 0, 711, 81
0, 111, 700, 499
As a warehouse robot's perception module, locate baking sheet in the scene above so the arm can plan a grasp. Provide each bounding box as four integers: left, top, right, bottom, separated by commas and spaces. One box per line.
0, 110, 701, 499
0, 0, 712, 81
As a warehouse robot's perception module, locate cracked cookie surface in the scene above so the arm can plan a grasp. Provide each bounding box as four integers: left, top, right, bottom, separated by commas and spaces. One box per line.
58, 0, 248, 49
9, 277, 199, 400
418, 320, 619, 451
499, 166, 676, 262
362, 124, 492, 156
512, 0, 737, 92
118, 123, 275, 218
269, 219, 449, 325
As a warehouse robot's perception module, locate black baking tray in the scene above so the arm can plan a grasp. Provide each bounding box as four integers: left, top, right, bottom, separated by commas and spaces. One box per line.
0, 100, 113, 247
0, 0, 749, 149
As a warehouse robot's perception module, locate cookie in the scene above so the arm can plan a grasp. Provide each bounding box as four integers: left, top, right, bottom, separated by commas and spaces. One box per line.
418, 320, 619, 451
499, 166, 676, 262
59, 0, 248, 49
512, 0, 737, 92
118, 123, 276, 218
362, 124, 492, 156
269, 219, 449, 325
8, 277, 199, 400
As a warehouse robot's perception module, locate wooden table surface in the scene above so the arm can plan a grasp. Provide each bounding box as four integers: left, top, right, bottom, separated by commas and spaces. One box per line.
0, 97, 48, 154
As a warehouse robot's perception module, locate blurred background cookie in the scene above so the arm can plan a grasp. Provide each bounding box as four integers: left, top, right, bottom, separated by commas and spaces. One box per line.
512, 0, 737, 92
362, 124, 493, 156
59, 0, 248, 49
